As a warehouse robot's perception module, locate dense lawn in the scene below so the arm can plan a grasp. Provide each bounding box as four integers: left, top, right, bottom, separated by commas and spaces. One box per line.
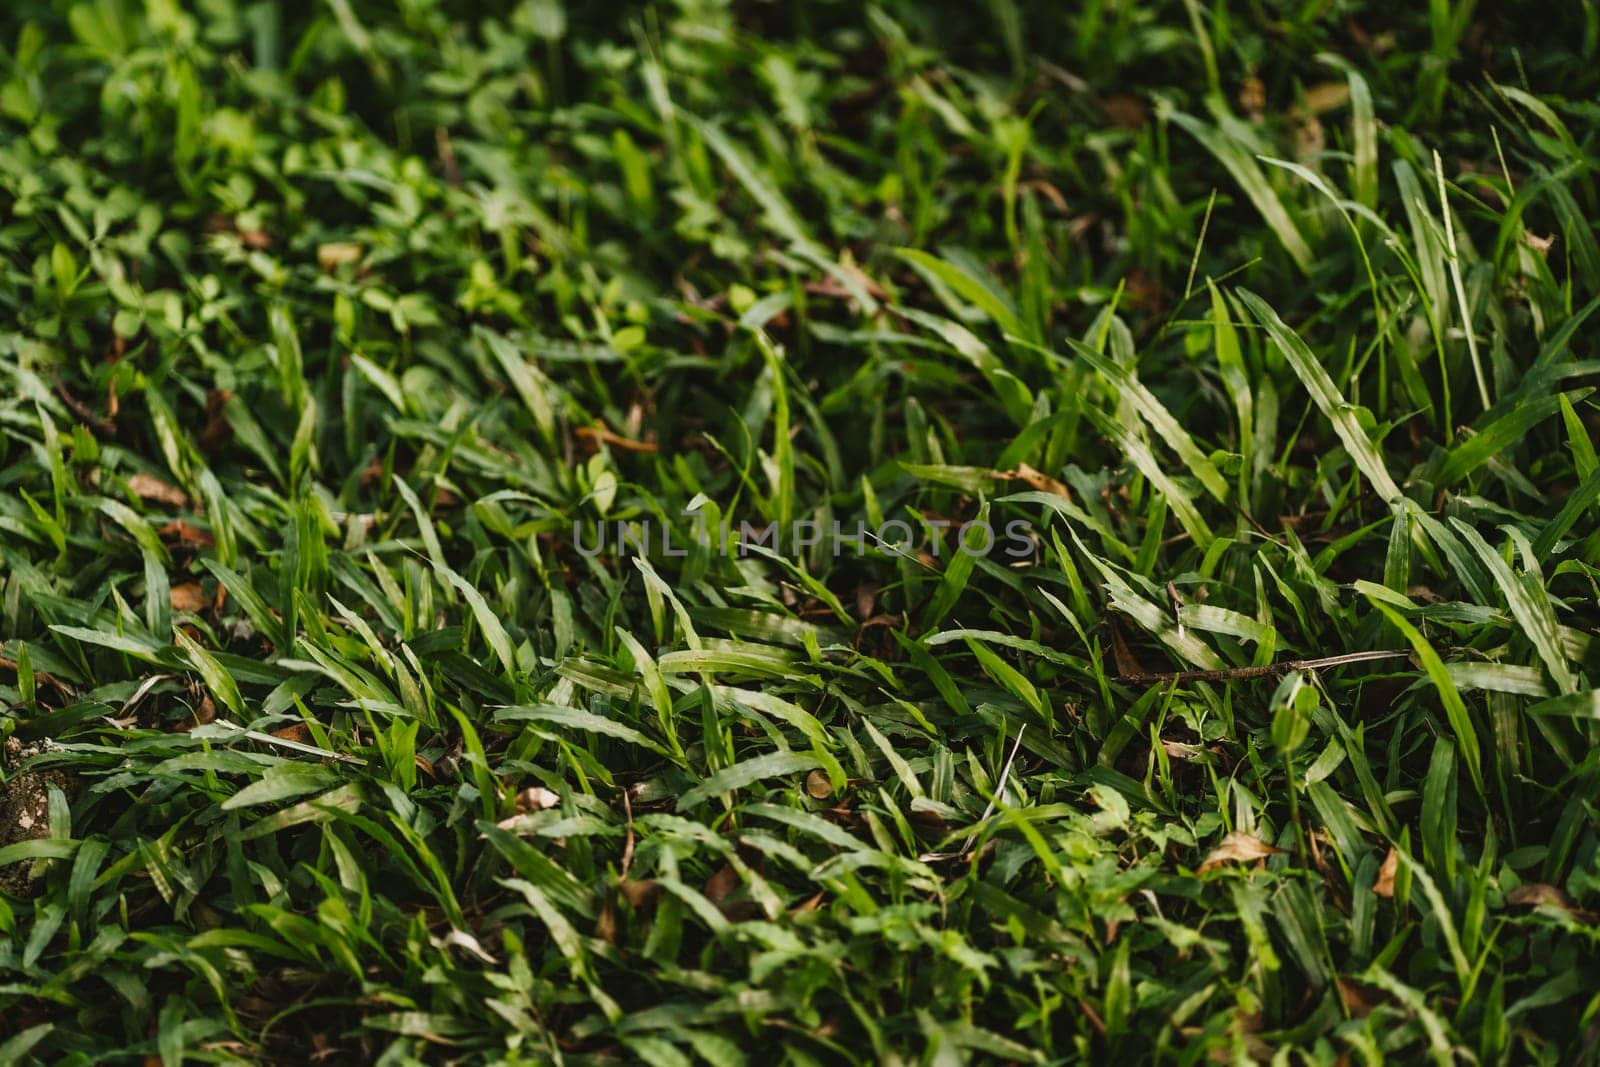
2, 1, 1599, 1062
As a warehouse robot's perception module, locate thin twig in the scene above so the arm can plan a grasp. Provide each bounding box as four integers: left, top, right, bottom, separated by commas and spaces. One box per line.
620, 787, 637, 880
1116, 648, 1410, 686
0, 642, 80, 700
52, 377, 116, 437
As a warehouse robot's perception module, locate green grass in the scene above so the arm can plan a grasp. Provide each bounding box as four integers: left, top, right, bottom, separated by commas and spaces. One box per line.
2, 0, 1599, 1062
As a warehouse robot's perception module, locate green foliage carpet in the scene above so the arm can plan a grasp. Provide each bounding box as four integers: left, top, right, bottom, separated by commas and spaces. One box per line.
1, 0, 1599, 1062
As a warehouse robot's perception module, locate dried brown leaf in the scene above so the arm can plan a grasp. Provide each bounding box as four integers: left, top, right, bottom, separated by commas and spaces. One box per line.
318, 243, 364, 271
515, 786, 561, 813
595, 898, 619, 944
617, 878, 660, 909
1302, 82, 1351, 114
1238, 76, 1266, 121
158, 520, 214, 549
271, 723, 312, 745
175, 694, 216, 733
703, 863, 739, 905
1019, 178, 1068, 213
1523, 232, 1556, 255
1098, 93, 1147, 129
1197, 832, 1285, 875
169, 582, 208, 614
1337, 978, 1377, 1019
1506, 882, 1599, 922
127, 473, 188, 508
1507, 883, 1571, 908
1307, 827, 1335, 882
993, 463, 1073, 502
201, 390, 233, 453
792, 891, 825, 914
1373, 847, 1398, 898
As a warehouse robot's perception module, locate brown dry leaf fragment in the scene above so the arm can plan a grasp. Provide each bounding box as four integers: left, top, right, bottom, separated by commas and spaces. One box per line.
595, 898, 619, 944
802, 278, 858, 305
201, 390, 233, 452
617, 878, 660, 909
804, 769, 835, 800
1302, 82, 1351, 114
127, 473, 188, 508
854, 584, 878, 622
1197, 832, 1285, 875
1507, 883, 1599, 922
1098, 93, 1147, 129
318, 243, 364, 272
1018, 178, 1068, 213
176, 694, 217, 732
1122, 267, 1164, 314
515, 786, 561, 812
158, 520, 215, 549
838, 253, 889, 301
802, 253, 887, 308
1373, 847, 1398, 897
1238, 76, 1266, 121
1507, 883, 1571, 907
792, 891, 825, 914
271, 723, 312, 745
1523, 232, 1556, 255
1345, 18, 1375, 50
1307, 829, 1338, 886
170, 582, 208, 614
703, 863, 739, 905
236, 995, 276, 1017
1337, 977, 1380, 1019
993, 463, 1073, 502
